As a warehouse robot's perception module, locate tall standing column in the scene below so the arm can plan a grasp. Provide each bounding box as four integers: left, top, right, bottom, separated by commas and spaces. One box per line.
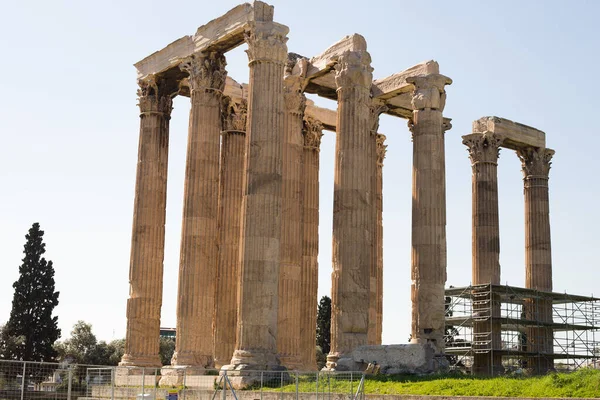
462, 132, 504, 375
213, 98, 247, 369
517, 147, 555, 374
120, 76, 172, 368
328, 49, 375, 369
226, 21, 289, 371
171, 52, 227, 370
406, 74, 452, 354
299, 116, 323, 370
278, 60, 307, 369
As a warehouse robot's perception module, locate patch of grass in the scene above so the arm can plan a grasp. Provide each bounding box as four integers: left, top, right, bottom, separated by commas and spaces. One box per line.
265, 369, 600, 398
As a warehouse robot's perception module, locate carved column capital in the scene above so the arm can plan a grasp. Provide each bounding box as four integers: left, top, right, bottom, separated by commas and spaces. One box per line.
179, 52, 227, 93
406, 74, 452, 111
245, 22, 289, 65
303, 116, 324, 151
517, 147, 555, 180
462, 132, 504, 166
221, 97, 248, 134
334, 50, 373, 90
376, 134, 387, 166
137, 75, 173, 117
369, 103, 388, 135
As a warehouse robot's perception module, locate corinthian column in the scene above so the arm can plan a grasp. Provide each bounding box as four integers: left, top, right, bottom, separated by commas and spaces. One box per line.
462, 131, 504, 375
213, 98, 247, 369
171, 52, 226, 371
278, 57, 307, 369
299, 116, 323, 370
517, 146, 555, 374
226, 21, 289, 371
406, 73, 452, 354
328, 49, 375, 369
120, 76, 172, 369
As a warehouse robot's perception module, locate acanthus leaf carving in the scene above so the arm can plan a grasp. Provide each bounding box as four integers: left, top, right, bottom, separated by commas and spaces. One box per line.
283, 55, 308, 115
302, 116, 324, 150
245, 22, 288, 64
179, 52, 227, 93
376, 134, 387, 166
137, 75, 173, 116
406, 74, 452, 111
517, 147, 555, 179
334, 50, 373, 90
462, 132, 504, 165
369, 103, 388, 135
221, 96, 248, 133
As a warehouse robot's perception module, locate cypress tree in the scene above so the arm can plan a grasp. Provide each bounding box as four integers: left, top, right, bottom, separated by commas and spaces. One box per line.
316, 295, 331, 354
2, 223, 60, 361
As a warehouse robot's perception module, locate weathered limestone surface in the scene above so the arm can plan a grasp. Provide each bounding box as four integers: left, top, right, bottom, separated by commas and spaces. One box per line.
462, 132, 504, 375
278, 57, 307, 370
473, 116, 545, 150
335, 344, 443, 374
120, 77, 172, 368
328, 49, 375, 369
213, 98, 247, 369
408, 73, 452, 354
517, 147, 555, 373
226, 20, 289, 372
169, 53, 226, 374
299, 116, 323, 370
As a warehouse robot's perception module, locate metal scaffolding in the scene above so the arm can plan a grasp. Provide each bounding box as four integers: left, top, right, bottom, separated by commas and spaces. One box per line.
444, 284, 599, 375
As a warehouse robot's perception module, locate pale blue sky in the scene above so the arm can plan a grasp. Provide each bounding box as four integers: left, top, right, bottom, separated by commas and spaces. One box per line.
1, 0, 599, 345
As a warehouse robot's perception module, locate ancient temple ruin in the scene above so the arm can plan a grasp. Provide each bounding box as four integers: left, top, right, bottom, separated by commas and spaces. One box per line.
119, 0, 595, 382
119, 0, 451, 381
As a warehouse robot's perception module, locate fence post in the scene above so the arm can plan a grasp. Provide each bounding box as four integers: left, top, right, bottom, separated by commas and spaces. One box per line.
154, 369, 157, 400
222, 370, 227, 400
315, 371, 318, 400
295, 372, 299, 400
67, 369, 73, 400
111, 367, 115, 400
142, 368, 145, 398
182, 368, 186, 400
260, 371, 263, 400
20, 361, 26, 400
350, 372, 353, 398
280, 371, 284, 400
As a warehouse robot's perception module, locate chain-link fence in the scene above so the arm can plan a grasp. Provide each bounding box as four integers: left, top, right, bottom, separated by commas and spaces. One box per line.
0, 361, 365, 400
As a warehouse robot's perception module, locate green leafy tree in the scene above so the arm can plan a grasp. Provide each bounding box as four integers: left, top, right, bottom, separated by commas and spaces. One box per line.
1, 223, 60, 361
159, 337, 175, 365
316, 296, 331, 355
55, 321, 98, 364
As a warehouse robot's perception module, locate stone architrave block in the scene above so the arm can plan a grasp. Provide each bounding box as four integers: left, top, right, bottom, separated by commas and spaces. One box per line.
473, 116, 545, 150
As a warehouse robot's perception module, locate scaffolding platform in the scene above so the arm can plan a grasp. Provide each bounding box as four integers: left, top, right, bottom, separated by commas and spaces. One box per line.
444, 284, 599, 374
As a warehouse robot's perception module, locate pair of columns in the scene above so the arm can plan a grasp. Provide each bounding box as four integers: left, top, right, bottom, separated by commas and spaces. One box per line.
462, 131, 554, 374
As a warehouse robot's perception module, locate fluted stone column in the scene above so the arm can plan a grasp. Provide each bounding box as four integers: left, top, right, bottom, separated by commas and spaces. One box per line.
213, 98, 247, 369
372, 133, 386, 345
167, 53, 226, 374
299, 116, 323, 370
328, 49, 375, 369
407, 74, 452, 354
517, 147, 555, 374
120, 76, 172, 369
226, 21, 289, 372
278, 61, 307, 369
462, 132, 504, 375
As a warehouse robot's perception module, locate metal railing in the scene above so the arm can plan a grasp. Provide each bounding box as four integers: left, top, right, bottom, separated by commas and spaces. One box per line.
0, 360, 366, 400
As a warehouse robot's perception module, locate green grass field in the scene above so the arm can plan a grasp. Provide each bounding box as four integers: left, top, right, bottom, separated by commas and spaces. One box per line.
270, 369, 600, 398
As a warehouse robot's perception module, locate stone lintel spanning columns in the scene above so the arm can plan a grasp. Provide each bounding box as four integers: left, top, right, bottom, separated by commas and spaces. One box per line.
169, 52, 226, 372
213, 98, 248, 369
226, 20, 289, 372
328, 49, 375, 370
278, 56, 308, 369
517, 146, 555, 374
407, 73, 452, 354
473, 116, 545, 151
462, 131, 504, 375
120, 76, 173, 369
367, 105, 387, 346
299, 116, 324, 370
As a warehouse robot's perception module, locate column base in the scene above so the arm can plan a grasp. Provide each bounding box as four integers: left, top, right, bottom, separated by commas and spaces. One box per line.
114, 366, 161, 387
221, 350, 286, 389
159, 366, 217, 388
119, 353, 162, 368
323, 353, 340, 371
